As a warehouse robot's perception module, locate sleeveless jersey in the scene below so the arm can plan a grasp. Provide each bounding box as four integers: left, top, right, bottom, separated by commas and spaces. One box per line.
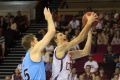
21, 51, 46, 80
52, 48, 72, 80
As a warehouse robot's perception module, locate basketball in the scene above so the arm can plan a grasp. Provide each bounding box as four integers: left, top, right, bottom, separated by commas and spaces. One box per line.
82, 12, 98, 27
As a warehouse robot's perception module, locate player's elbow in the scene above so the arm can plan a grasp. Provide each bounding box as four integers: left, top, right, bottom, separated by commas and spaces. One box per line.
82, 50, 90, 56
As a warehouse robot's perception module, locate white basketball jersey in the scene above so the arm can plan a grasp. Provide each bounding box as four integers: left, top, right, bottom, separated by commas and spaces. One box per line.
52, 48, 72, 80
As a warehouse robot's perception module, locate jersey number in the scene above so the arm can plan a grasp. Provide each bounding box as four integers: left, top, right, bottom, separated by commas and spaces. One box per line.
24, 68, 30, 80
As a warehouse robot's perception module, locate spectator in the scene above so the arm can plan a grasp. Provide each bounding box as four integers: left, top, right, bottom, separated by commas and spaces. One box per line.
36, 29, 46, 40
59, 15, 68, 27
96, 19, 103, 33
99, 68, 108, 80
84, 55, 99, 73
0, 16, 7, 31
104, 45, 115, 64
45, 42, 54, 54
108, 28, 114, 44
111, 74, 119, 80
0, 28, 5, 58
68, 16, 80, 30
116, 56, 120, 68
97, 31, 108, 45
111, 30, 120, 45
71, 68, 79, 80
11, 68, 22, 80
17, 57, 24, 73
79, 65, 95, 80
113, 67, 120, 76
46, 56, 52, 80
60, 0, 68, 9
15, 11, 25, 33
9, 17, 20, 40
5, 75, 11, 80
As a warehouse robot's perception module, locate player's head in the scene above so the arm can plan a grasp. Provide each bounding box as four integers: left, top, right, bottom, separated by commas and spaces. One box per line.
22, 34, 38, 50
54, 32, 68, 45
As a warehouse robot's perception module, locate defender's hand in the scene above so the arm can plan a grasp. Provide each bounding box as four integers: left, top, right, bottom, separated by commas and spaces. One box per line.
44, 7, 52, 21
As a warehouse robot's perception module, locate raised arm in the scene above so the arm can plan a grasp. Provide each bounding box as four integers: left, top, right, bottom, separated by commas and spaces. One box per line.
30, 7, 56, 62
64, 12, 97, 51
69, 30, 92, 59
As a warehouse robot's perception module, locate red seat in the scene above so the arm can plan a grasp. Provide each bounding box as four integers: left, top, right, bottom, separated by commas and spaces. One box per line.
92, 53, 104, 63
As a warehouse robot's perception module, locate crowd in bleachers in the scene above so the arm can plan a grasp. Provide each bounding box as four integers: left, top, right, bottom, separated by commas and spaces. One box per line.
3, 8, 120, 80
0, 11, 29, 62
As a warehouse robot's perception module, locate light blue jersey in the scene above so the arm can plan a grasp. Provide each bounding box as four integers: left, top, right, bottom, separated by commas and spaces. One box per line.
22, 51, 46, 80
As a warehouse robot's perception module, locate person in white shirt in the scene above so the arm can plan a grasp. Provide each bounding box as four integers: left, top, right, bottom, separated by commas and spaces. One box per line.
68, 16, 80, 29
84, 55, 99, 73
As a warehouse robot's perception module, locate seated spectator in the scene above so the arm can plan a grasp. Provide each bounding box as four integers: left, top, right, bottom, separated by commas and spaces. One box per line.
11, 68, 22, 80
9, 17, 20, 39
15, 11, 25, 33
71, 68, 79, 80
111, 74, 119, 80
36, 29, 46, 40
95, 19, 103, 33
68, 16, 80, 30
98, 68, 108, 80
60, 0, 68, 9
0, 16, 8, 31
45, 42, 54, 54
5, 75, 11, 80
111, 30, 120, 45
84, 55, 99, 73
46, 56, 52, 80
116, 56, 120, 68
0, 28, 5, 58
17, 57, 24, 73
79, 65, 95, 80
104, 45, 116, 64
97, 31, 108, 45
108, 28, 114, 44
113, 67, 120, 76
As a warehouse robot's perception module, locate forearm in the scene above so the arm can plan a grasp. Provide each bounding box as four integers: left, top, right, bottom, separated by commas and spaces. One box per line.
77, 22, 92, 42
83, 32, 92, 54
47, 18, 55, 32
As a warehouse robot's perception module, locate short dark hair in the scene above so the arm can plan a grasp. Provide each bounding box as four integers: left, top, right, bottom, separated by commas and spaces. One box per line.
21, 34, 35, 50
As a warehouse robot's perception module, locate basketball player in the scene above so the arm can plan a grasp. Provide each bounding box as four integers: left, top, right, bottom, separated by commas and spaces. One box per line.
52, 12, 98, 80
21, 7, 55, 80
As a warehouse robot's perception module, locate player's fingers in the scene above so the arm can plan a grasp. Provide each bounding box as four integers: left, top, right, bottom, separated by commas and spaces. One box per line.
48, 8, 50, 12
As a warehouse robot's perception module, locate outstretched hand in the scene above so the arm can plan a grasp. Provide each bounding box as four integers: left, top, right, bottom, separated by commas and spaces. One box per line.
44, 7, 52, 21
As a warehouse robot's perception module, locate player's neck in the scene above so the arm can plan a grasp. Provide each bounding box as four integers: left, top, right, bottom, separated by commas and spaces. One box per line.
57, 41, 67, 46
